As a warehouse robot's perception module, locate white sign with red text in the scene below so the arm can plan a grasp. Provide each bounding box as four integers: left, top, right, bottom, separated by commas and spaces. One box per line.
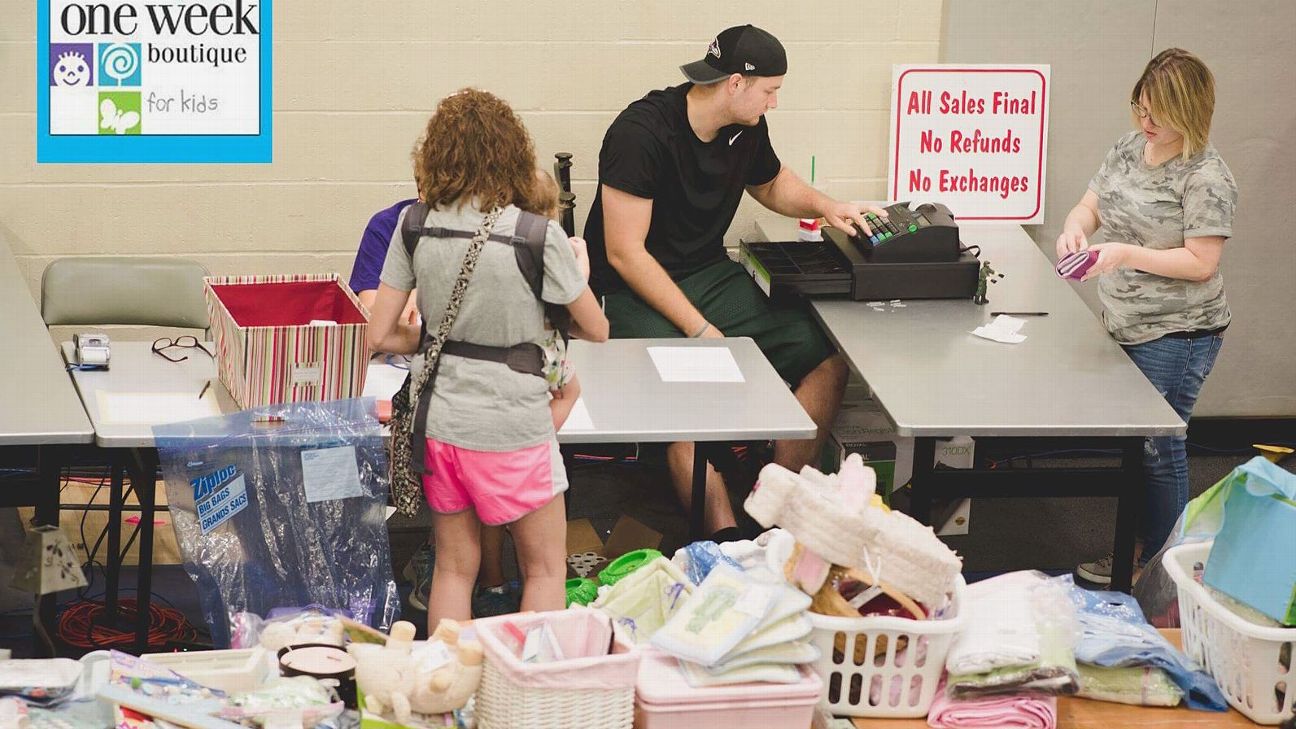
888, 65, 1050, 223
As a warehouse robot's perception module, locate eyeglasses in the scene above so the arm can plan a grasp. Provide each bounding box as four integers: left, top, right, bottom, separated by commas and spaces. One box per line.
1130, 101, 1158, 126
151, 335, 213, 363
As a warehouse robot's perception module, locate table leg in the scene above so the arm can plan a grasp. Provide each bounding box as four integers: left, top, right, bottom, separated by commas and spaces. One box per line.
103, 457, 125, 622
688, 443, 710, 542
127, 448, 159, 653
909, 438, 936, 526
34, 445, 63, 658
1110, 437, 1144, 593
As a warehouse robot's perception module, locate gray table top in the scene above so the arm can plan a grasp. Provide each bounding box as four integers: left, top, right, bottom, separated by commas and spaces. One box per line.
754, 219, 1186, 438
559, 337, 817, 444
0, 244, 93, 446
64, 337, 817, 448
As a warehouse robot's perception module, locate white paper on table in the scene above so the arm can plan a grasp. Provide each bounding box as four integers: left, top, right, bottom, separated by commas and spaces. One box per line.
647, 346, 745, 383
559, 396, 595, 432
971, 315, 1028, 344
363, 363, 408, 400
96, 391, 221, 426
301, 445, 364, 503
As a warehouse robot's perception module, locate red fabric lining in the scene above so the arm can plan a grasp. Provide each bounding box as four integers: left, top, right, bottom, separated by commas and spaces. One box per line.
210, 281, 367, 328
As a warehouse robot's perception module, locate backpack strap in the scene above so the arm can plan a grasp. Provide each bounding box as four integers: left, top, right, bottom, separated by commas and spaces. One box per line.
400, 201, 430, 258
512, 211, 549, 300
512, 211, 574, 336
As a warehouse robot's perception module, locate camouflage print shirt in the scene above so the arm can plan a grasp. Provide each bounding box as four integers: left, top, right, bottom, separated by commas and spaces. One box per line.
1088, 131, 1238, 345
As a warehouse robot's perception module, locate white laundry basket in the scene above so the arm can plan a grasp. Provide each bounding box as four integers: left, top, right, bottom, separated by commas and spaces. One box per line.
806, 575, 966, 718
1163, 541, 1296, 725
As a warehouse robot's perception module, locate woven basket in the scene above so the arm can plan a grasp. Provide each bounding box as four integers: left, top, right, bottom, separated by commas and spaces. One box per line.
476, 660, 634, 729
473, 607, 639, 729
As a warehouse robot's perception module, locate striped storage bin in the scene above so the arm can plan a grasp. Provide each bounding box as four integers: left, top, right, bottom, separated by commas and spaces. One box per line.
204, 274, 369, 409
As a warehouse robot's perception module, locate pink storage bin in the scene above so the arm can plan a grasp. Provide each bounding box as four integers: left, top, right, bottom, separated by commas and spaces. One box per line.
635, 649, 822, 729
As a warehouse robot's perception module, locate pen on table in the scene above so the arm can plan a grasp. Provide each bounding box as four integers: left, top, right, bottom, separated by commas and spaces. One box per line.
198, 380, 211, 400
990, 311, 1049, 317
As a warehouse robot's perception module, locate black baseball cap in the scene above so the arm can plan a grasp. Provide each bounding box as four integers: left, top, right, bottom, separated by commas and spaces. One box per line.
680, 25, 787, 84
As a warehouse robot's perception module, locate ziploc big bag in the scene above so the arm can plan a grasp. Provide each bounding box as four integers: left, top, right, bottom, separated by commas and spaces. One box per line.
1194, 457, 1296, 626
154, 398, 398, 647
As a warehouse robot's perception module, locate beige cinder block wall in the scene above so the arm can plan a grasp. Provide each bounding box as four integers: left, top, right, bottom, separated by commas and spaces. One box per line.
1, 1, 942, 300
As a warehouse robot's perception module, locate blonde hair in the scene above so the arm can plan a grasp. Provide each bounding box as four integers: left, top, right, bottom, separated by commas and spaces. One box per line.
1132, 48, 1215, 160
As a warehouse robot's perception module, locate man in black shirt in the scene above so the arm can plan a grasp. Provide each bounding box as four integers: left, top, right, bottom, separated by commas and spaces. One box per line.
584, 25, 889, 541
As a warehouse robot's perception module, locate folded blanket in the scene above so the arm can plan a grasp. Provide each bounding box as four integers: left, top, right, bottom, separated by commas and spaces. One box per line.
949, 574, 1079, 698
1064, 577, 1228, 711
1077, 664, 1182, 707
945, 572, 1042, 675
927, 681, 1057, 729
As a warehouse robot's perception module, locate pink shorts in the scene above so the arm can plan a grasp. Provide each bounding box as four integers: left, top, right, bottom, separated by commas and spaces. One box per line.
421, 438, 568, 526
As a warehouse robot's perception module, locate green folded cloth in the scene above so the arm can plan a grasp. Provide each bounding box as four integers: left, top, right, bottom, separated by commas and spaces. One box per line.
1077, 664, 1182, 707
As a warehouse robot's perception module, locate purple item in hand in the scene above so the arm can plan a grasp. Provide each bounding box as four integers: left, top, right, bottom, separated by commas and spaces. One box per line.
1055, 249, 1099, 280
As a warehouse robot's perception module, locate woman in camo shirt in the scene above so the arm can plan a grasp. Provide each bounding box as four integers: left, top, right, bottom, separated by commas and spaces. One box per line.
1057, 48, 1238, 587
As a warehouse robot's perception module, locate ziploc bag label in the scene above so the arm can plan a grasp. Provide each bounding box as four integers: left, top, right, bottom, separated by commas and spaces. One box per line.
194, 469, 248, 534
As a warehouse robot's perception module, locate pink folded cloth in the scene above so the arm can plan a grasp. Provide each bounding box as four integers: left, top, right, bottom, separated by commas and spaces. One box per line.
927, 681, 1057, 729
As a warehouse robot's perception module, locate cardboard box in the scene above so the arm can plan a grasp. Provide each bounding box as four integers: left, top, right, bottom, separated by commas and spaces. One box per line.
204, 274, 369, 409
830, 399, 914, 498
565, 516, 662, 581
19, 481, 183, 566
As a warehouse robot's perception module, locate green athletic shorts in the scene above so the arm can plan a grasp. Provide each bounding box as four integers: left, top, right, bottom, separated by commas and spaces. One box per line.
602, 258, 836, 387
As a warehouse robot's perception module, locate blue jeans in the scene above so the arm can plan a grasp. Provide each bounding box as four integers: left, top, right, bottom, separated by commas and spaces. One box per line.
1122, 333, 1224, 561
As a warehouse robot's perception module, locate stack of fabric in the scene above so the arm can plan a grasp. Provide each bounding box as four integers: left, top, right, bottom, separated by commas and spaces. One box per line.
930, 572, 1078, 729
1064, 577, 1228, 711
648, 563, 819, 686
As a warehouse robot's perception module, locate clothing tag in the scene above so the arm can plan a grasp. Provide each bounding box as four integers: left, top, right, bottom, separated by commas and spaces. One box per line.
301, 446, 364, 503
415, 641, 453, 674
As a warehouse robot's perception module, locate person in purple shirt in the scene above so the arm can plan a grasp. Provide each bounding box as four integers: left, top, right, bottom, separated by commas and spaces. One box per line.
349, 198, 418, 313
351, 197, 520, 616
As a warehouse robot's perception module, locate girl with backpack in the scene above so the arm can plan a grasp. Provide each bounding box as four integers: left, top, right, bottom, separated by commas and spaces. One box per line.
367, 89, 608, 627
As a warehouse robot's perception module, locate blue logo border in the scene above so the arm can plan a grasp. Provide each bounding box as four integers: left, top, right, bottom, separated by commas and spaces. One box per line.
36, 0, 273, 163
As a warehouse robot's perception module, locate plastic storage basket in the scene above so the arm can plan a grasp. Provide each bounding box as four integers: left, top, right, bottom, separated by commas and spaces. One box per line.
806, 574, 966, 718
1164, 541, 1296, 725
473, 607, 640, 729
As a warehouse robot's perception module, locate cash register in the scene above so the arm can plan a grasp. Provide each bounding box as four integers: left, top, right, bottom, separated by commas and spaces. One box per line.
739, 201, 980, 300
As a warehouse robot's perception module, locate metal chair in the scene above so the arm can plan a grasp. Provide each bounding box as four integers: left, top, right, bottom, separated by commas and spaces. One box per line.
41, 256, 209, 329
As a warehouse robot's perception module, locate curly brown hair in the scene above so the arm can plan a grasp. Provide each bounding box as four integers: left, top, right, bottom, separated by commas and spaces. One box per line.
412, 88, 548, 212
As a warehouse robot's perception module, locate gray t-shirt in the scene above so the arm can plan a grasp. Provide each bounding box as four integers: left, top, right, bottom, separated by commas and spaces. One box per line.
1088, 131, 1238, 345
380, 202, 586, 451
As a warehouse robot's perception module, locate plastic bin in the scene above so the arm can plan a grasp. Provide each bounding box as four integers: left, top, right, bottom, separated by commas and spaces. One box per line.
1163, 541, 1296, 725
634, 649, 821, 729
473, 607, 640, 729
140, 647, 270, 695
806, 574, 966, 718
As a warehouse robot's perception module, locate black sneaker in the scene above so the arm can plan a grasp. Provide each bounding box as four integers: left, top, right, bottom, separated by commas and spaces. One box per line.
1075, 553, 1114, 587
402, 544, 435, 612
471, 581, 521, 618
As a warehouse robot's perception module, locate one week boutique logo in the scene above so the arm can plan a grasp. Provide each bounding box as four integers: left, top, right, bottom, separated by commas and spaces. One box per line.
38, 0, 273, 163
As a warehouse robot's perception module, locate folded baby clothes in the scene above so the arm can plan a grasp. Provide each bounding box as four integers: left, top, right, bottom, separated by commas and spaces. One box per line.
1064, 577, 1227, 711
745, 454, 961, 606
650, 564, 776, 667
945, 572, 1042, 675
927, 681, 1057, 729
591, 556, 692, 645
1076, 664, 1182, 707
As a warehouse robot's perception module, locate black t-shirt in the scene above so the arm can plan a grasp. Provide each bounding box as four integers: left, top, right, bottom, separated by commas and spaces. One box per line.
584, 83, 782, 294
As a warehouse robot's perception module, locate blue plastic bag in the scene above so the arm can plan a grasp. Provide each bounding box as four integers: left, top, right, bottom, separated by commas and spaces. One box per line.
154, 398, 398, 647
